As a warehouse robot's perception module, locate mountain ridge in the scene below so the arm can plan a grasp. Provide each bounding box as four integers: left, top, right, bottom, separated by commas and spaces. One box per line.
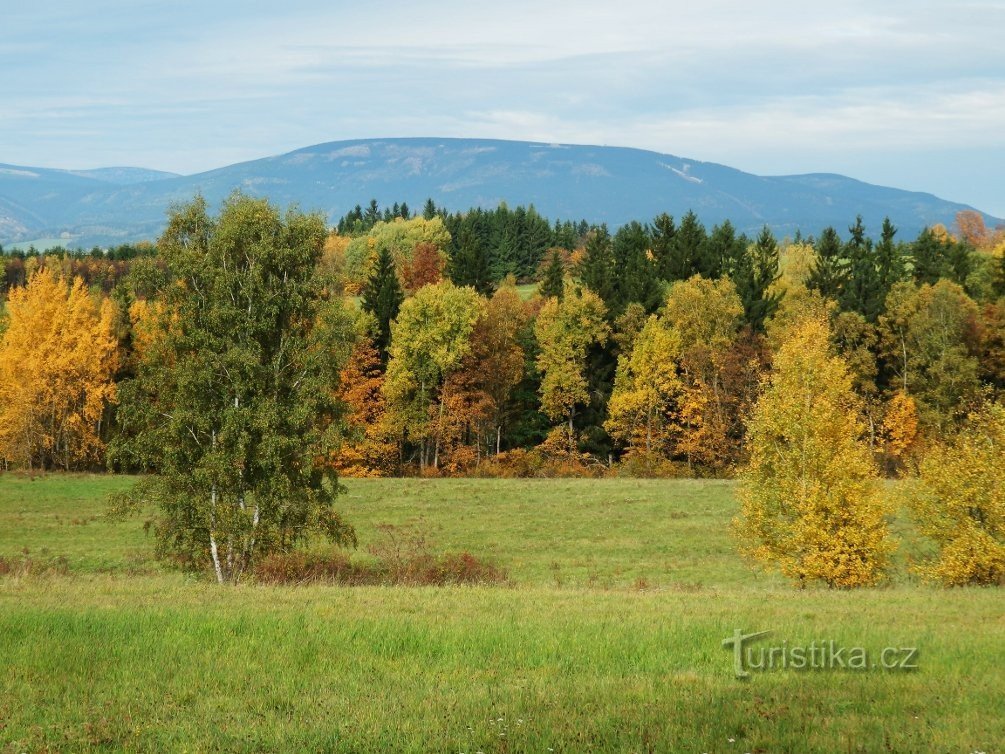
0, 137, 999, 248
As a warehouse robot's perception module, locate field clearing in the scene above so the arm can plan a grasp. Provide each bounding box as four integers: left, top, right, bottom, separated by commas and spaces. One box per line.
0, 474, 1002, 752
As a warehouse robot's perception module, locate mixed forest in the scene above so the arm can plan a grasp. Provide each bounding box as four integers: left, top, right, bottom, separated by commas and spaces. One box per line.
0, 196, 1003, 587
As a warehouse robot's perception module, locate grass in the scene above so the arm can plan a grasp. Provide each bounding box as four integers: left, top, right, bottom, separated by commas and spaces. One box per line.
0, 473, 1002, 752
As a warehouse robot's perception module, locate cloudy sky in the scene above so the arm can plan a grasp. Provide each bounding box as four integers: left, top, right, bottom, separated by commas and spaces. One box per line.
3, 0, 1004, 215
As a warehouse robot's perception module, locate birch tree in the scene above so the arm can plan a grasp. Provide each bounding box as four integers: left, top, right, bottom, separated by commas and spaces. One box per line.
111, 195, 356, 583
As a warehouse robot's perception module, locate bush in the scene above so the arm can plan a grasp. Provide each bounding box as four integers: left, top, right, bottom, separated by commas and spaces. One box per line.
253, 523, 507, 586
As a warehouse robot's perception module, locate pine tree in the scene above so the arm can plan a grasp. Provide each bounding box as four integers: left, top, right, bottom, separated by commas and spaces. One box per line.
671, 211, 706, 281
807, 226, 847, 300
578, 225, 617, 311
449, 225, 494, 295
613, 221, 662, 314
733, 226, 782, 332
539, 248, 565, 300
422, 198, 437, 220
840, 215, 884, 321
875, 217, 905, 302
361, 246, 404, 362
650, 213, 676, 281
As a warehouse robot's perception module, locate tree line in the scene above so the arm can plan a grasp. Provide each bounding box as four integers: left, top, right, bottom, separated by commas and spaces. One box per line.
0, 195, 1002, 584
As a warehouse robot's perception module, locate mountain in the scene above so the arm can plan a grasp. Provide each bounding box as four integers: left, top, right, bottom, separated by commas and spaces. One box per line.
0, 138, 999, 248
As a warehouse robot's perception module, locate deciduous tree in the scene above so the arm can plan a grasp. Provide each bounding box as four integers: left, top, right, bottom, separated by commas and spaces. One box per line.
111, 195, 356, 584
736, 316, 894, 588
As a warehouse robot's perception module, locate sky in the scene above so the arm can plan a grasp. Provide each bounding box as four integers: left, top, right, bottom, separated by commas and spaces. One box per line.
2, 0, 1004, 216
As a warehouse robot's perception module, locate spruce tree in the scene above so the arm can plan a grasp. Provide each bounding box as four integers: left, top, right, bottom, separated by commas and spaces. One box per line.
807, 226, 848, 300
422, 198, 437, 220
699, 220, 745, 279
449, 225, 494, 295
539, 248, 565, 300
361, 246, 404, 362
578, 225, 617, 311
840, 216, 884, 321
650, 213, 677, 281
875, 217, 905, 302
911, 228, 948, 286
613, 221, 662, 314
671, 211, 707, 280
733, 225, 782, 332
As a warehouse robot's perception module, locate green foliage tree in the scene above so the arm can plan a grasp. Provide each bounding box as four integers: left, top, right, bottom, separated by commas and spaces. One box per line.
534, 282, 610, 449
111, 195, 356, 584
879, 280, 982, 430
383, 281, 484, 470
361, 246, 404, 362
578, 225, 616, 310
613, 220, 662, 314
649, 213, 676, 281
807, 226, 847, 300
733, 226, 782, 332
448, 225, 494, 295
539, 248, 566, 300
839, 216, 884, 321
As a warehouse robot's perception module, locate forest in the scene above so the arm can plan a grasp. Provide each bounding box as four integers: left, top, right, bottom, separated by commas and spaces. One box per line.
0, 195, 1003, 586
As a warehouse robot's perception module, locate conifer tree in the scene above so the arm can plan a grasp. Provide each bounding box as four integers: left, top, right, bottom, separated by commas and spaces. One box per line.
840, 216, 884, 321
650, 213, 677, 281
361, 246, 404, 362
578, 225, 617, 311
733, 225, 782, 332
875, 216, 905, 302
613, 220, 662, 315
807, 226, 848, 300
449, 225, 494, 295
539, 248, 566, 300
671, 211, 706, 281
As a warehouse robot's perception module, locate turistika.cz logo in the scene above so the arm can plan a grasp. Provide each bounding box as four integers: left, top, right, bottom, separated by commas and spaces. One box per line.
722, 629, 919, 679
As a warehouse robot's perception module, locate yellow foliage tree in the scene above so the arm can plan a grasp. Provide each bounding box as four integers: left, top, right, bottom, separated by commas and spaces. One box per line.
0, 268, 119, 469
911, 402, 1005, 585
882, 391, 919, 466
735, 316, 894, 587
605, 316, 683, 457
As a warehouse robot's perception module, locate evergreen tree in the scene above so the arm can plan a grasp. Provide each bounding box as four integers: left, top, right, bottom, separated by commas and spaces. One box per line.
650, 213, 676, 281
911, 227, 948, 286
699, 220, 745, 279
807, 226, 847, 300
539, 249, 565, 300
733, 225, 782, 332
840, 215, 884, 321
449, 225, 494, 295
361, 247, 404, 362
578, 225, 617, 312
875, 217, 905, 302
671, 211, 706, 281
363, 199, 381, 229
613, 221, 662, 314
422, 198, 437, 220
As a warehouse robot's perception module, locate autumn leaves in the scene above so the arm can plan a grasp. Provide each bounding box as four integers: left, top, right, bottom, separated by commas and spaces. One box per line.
0, 269, 118, 470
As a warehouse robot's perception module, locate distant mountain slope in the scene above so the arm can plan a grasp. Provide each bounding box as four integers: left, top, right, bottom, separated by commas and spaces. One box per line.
0, 138, 999, 248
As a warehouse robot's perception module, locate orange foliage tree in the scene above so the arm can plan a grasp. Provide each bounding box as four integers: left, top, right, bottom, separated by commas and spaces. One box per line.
0, 268, 119, 469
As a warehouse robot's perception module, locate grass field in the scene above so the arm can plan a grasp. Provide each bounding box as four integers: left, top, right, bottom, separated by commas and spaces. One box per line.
0, 474, 1002, 752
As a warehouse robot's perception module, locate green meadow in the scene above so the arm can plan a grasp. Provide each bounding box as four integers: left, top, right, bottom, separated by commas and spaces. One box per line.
0, 474, 1001, 752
